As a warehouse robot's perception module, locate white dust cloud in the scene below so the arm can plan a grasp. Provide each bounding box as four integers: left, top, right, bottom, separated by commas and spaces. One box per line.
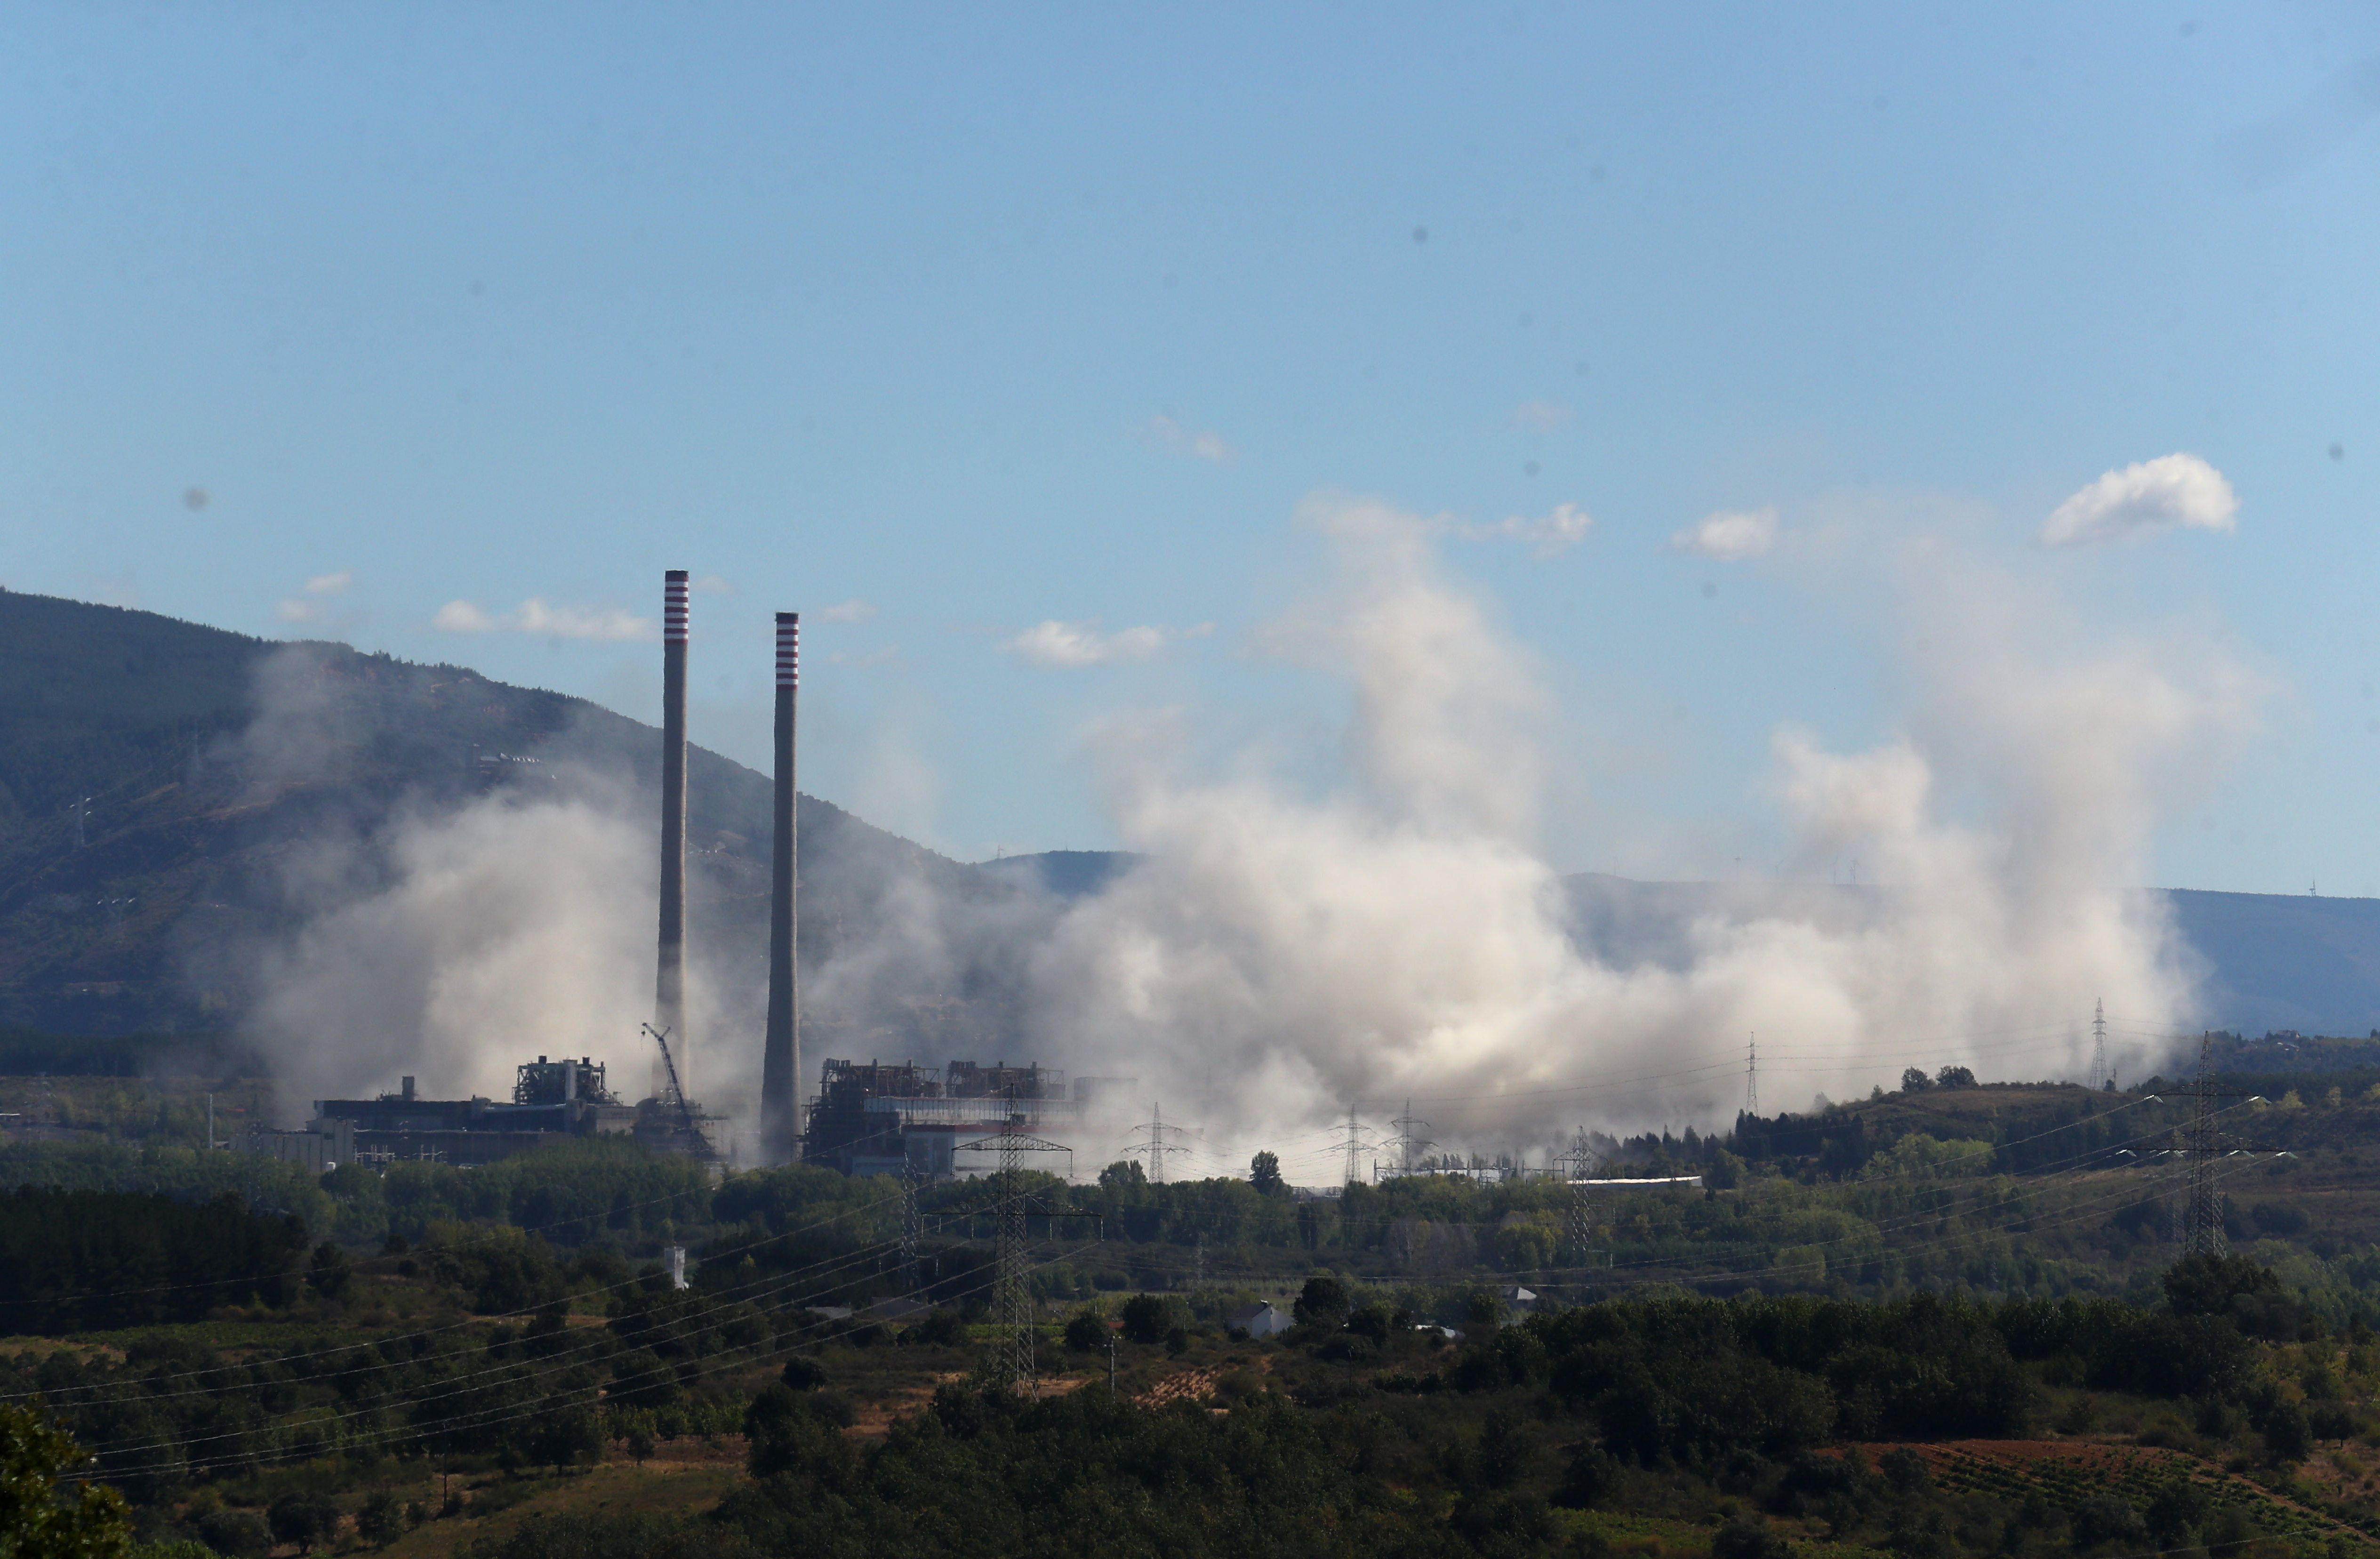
2039, 454, 2237, 547
246, 790, 656, 1110
1027, 494, 2259, 1161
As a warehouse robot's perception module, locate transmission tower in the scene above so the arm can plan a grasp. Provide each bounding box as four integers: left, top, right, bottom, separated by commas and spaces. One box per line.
1745, 1033, 1758, 1115
1386, 1099, 1433, 1174
2180, 1032, 2226, 1257
1558, 1126, 1596, 1267
952, 1096, 1074, 1394
1334, 1105, 1374, 1185
2089, 999, 2109, 1091
994, 1110, 1035, 1388
900, 1165, 924, 1291
1128, 1102, 1189, 1182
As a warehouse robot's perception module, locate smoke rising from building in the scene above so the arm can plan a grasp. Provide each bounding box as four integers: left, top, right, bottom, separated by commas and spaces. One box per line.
216, 490, 2264, 1167
1022, 494, 2262, 1159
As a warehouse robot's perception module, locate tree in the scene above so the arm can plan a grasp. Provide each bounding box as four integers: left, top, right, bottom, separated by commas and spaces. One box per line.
1063, 1310, 1109, 1352
267, 1492, 340, 1553
1119, 1294, 1174, 1344
1935, 1065, 1977, 1090
0, 1402, 129, 1559
305, 1241, 352, 1301
1292, 1276, 1350, 1328
1097, 1160, 1146, 1189
2163, 1251, 2278, 1315
1249, 1151, 1284, 1196
355, 1492, 408, 1547
1899, 1067, 1931, 1093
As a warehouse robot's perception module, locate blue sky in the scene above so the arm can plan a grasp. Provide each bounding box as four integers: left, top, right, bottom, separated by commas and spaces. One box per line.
3, 2, 2376, 890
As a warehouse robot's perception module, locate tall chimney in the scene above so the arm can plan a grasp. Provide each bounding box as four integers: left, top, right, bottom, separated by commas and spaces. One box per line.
761, 611, 801, 1162
654, 569, 691, 1097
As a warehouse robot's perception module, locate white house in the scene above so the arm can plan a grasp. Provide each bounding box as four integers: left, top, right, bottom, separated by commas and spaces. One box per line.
1227, 1301, 1292, 1339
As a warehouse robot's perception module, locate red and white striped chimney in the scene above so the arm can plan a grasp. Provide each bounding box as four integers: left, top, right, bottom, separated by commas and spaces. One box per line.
654, 570, 691, 1098
761, 611, 801, 1162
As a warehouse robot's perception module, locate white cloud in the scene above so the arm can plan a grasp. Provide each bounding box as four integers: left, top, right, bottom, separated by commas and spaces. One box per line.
1514, 400, 1571, 431
2040, 453, 2238, 547
276, 571, 356, 624
433, 601, 499, 633
1456, 502, 1594, 558
514, 599, 653, 641
818, 599, 876, 623
1004, 620, 1171, 668
1146, 413, 1235, 465
689, 573, 732, 594
432, 598, 653, 640
1670, 506, 1779, 561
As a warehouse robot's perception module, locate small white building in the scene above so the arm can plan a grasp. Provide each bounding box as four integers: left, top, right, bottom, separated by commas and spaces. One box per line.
1227, 1301, 1292, 1339
1501, 1285, 1538, 1314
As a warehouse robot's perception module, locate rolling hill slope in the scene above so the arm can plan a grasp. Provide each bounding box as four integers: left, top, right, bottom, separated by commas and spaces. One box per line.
0, 588, 1031, 1055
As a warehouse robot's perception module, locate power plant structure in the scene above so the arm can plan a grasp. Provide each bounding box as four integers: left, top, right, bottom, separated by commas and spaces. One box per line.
804, 1059, 1101, 1179
244, 1057, 646, 1169
641, 570, 805, 1165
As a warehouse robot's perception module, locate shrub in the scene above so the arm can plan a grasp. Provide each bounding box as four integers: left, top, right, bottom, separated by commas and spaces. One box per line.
1292, 1276, 1350, 1327
1119, 1294, 1174, 1344
266, 1492, 340, 1553
195, 1510, 271, 1559
1711, 1519, 1793, 1559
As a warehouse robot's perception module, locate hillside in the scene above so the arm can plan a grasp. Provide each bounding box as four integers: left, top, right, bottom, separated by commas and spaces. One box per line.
0, 588, 1036, 1056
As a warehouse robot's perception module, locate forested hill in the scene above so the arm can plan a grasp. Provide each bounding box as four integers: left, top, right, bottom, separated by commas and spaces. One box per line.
0, 588, 1026, 1047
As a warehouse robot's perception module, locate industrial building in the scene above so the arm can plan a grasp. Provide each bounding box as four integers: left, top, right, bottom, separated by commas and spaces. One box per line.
802, 1059, 1084, 1178
252, 1056, 642, 1168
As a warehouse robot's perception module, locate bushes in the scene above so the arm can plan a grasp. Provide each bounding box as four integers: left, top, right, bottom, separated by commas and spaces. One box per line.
1118, 1293, 1181, 1344
1536, 1291, 2029, 1462
0, 1186, 307, 1330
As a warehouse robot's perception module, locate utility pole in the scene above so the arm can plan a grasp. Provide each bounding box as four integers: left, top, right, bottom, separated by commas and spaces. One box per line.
1745, 1033, 1758, 1115
2090, 999, 2109, 1092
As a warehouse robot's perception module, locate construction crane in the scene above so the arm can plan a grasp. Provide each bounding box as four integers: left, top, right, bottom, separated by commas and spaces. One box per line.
640, 1022, 713, 1157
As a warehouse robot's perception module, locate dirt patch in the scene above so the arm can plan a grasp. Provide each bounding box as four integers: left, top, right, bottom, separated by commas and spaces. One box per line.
1139, 1366, 1222, 1408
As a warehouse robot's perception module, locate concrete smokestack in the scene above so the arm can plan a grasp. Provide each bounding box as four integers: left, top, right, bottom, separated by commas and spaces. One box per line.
761, 611, 801, 1162
654, 569, 690, 1097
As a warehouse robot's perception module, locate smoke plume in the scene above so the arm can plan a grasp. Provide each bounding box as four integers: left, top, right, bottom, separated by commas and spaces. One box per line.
1026, 494, 2262, 1166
